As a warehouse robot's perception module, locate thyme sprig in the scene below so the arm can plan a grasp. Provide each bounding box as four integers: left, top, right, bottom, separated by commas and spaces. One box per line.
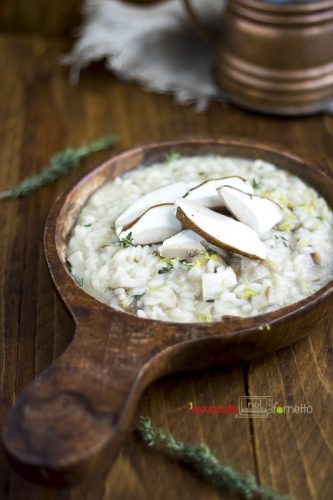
164, 151, 181, 163
137, 416, 291, 500
251, 177, 262, 190
0, 135, 118, 200
121, 232, 135, 248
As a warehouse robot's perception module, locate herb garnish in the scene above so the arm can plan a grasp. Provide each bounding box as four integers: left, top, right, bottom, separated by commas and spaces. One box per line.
164, 151, 181, 163
206, 299, 215, 303
158, 266, 173, 274
121, 232, 134, 248
0, 136, 118, 200
251, 177, 262, 190
275, 235, 288, 247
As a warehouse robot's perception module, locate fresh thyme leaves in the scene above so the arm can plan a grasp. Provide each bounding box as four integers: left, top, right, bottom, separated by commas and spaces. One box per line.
83, 224, 92, 227
164, 151, 181, 163
206, 299, 215, 303
0, 135, 118, 200
121, 232, 134, 248
251, 177, 262, 190
275, 235, 288, 247
152, 250, 159, 256
158, 266, 173, 274
137, 416, 290, 500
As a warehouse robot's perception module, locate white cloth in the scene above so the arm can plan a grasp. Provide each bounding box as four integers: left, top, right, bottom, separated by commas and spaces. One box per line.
64, 0, 224, 110
64, 0, 333, 114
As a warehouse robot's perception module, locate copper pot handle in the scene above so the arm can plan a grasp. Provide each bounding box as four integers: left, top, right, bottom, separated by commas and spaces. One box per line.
182, 0, 214, 44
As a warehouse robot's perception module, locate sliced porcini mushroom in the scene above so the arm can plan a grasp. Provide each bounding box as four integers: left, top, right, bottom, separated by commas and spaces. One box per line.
176, 199, 267, 260
184, 176, 253, 208
219, 186, 283, 236
202, 267, 237, 300
115, 182, 188, 228
118, 203, 182, 245
187, 180, 202, 190
159, 229, 205, 259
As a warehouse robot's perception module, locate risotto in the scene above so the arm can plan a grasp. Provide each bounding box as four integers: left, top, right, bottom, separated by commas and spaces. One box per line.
67, 154, 333, 323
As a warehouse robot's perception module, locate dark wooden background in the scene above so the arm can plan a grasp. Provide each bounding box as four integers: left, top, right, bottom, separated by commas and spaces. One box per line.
0, 1, 332, 499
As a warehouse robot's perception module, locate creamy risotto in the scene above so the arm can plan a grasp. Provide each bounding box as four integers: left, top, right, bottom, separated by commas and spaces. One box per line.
67, 155, 333, 323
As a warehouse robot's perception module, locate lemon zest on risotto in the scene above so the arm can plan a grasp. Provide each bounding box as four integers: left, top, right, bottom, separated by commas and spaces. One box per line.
242, 288, 261, 299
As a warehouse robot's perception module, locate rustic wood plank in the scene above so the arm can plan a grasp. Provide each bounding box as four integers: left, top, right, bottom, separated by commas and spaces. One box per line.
248, 315, 333, 499
6, 137, 329, 486
0, 33, 253, 499
0, 34, 28, 500
0, 0, 164, 37
246, 120, 333, 500
0, 0, 82, 37
0, 33, 332, 499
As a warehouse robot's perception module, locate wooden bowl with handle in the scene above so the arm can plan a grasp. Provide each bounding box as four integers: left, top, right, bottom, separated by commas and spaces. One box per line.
3, 139, 333, 486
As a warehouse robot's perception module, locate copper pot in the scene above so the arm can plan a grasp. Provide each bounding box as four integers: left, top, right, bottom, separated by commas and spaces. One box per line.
183, 0, 333, 115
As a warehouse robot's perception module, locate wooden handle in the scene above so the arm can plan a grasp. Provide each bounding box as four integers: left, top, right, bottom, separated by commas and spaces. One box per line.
182, 0, 214, 45
2, 316, 156, 486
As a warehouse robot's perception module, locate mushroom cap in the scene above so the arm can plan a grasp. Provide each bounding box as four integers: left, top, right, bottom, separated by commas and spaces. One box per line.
176, 199, 267, 260
184, 176, 253, 208
159, 229, 205, 259
115, 182, 188, 228
118, 203, 182, 245
219, 186, 283, 236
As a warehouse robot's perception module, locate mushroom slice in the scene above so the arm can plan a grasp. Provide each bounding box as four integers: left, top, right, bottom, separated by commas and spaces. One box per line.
159, 230, 205, 259
187, 180, 202, 190
219, 186, 283, 236
176, 199, 267, 260
118, 204, 182, 245
115, 182, 188, 228
184, 177, 253, 208
202, 267, 237, 300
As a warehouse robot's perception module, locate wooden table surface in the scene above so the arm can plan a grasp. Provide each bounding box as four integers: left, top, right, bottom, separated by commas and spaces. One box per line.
0, 32, 332, 500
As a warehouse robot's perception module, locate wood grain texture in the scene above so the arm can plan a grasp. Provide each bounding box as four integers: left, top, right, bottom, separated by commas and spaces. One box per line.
4, 138, 332, 485
0, 32, 332, 499
0, 0, 157, 36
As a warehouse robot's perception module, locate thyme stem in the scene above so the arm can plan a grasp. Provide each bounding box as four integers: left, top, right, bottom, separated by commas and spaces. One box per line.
137, 417, 292, 500
0, 135, 118, 200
